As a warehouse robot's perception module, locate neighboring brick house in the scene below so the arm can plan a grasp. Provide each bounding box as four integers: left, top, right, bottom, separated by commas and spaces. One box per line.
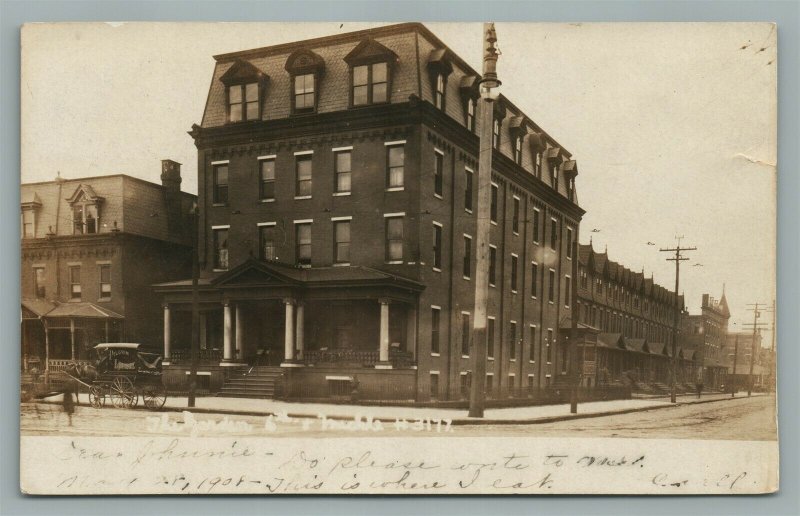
20, 163, 195, 375
574, 243, 694, 388
155, 23, 584, 402
681, 290, 731, 389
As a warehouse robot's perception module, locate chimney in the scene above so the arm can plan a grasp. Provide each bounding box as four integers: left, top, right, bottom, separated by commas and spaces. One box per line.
160, 159, 183, 235
702, 293, 709, 308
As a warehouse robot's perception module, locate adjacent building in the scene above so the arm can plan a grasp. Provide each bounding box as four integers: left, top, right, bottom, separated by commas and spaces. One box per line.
21, 164, 195, 375
681, 290, 730, 389
155, 23, 584, 401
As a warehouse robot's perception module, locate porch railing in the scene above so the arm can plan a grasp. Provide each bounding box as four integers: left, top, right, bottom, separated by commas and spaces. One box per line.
47, 359, 92, 371
169, 349, 222, 363
303, 349, 415, 368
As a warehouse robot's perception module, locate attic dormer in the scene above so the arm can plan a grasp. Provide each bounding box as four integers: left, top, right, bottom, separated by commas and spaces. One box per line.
220, 59, 269, 123
285, 49, 326, 114
66, 184, 104, 235
344, 39, 399, 107
427, 48, 454, 111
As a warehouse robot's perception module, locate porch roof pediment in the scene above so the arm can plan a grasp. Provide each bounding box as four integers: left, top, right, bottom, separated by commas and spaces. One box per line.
212, 259, 302, 288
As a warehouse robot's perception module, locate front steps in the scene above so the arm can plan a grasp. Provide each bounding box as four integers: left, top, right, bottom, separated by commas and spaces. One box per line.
217, 366, 283, 399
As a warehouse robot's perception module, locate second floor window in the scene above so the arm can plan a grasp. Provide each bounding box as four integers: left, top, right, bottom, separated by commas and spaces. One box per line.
213, 228, 229, 270
565, 275, 571, 307
550, 218, 558, 251
33, 267, 45, 299
434, 151, 444, 197
69, 266, 81, 300
463, 235, 472, 278
461, 312, 470, 356
296, 154, 312, 197
509, 322, 517, 360
99, 264, 111, 299
228, 82, 259, 122
213, 164, 228, 204
293, 73, 315, 112
487, 317, 495, 359
566, 227, 574, 258
490, 184, 498, 223
259, 225, 276, 261
295, 223, 311, 266
511, 254, 518, 292
386, 144, 404, 188
489, 246, 497, 286
531, 262, 539, 297
547, 329, 554, 362
334, 150, 352, 194
548, 269, 556, 302
431, 307, 441, 354
353, 62, 388, 106
512, 197, 520, 233
532, 208, 541, 243
385, 217, 404, 262
334, 220, 351, 264
432, 223, 442, 269
259, 159, 275, 201
464, 168, 473, 211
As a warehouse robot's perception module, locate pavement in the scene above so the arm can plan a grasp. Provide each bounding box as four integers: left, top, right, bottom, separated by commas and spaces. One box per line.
44, 390, 765, 425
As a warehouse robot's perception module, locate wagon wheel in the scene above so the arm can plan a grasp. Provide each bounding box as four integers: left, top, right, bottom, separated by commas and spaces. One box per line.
88, 384, 105, 408
142, 384, 167, 411
109, 376, 137, 408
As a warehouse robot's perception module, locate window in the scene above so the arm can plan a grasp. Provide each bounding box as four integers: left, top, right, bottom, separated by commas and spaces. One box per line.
435, 73, 445, 109
431, 307, 441, 354
528, 374, 535, 390
514, 136, 523, 164
464, 168, 473, 211
463, 235, 472, 279
565, 275, 571, 307
430, 373, 440, 400
353, 62, 388, 106
213, 163, 229, 204
386, 144, 404, 188
295, 222, 312, 266
509, 322, 517, 360
461, 312, 470, 356
529, 325, 537, 362
228, 82, 259, 122
580, 269, 588, 288
530, 262, 538, 298
72, 204, 99, 234
510, 254, 518, 292
295, 154, 312, 197
293, 73, 315, 112
259, 158, 275, 201
460, 373, 470, 398
566, 227, 573, 258
547, 329, 554, 363
492, 118, 500, 149
486, 374, 494, 394
213, 227, 229, 270
334, 150, 352, 194
512, 197, 520, 233
22, 210, 35, 238
33, 267, 45, 299
466, 98, 475, 132
333, 220, 351, 264
432, 223, 443, 269
534, 152, 542, 177
550, 218, 558, 251
548, 269, 556, 302
69, 266, 81, 300
489, 246, 497, 286
434, 151, 444, 197
551, 161, 559, 186
487, 317, 495, 359
532, 208, 541, 243
259, 224, 276, 261
385, 216, 404, 262
490, 184, 498, 223
99, 264, 111, 299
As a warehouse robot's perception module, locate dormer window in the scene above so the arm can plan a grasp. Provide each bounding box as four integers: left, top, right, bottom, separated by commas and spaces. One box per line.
435, 74, 445, 109
466, 98, 476, 132
546, 147, 563, 189
514, 136, 523, 165
427, 48, 453, 111
20, 191, 41, 239
285, 49, 325, 114
459, 75, 480, 133
66, 184, 103, 235
345, 39, 397, 108
492, 119, 500, 149
534, 152, 542, 176
220, 59, 268, 123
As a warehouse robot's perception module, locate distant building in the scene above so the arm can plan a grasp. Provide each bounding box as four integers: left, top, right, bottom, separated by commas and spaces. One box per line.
681, 290, 730, 389
722, 331, 769, 390
155, 23, 585, 401
20, 162, 195, 375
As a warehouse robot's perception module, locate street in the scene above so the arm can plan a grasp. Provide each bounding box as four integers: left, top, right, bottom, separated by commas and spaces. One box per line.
21, 394, 776, 440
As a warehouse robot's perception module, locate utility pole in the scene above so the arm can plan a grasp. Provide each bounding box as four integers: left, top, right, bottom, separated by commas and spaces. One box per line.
769, 299, 776, 392
659, 239, 696, 404
569, 237, 580, 413
469, 23, 501, 418
188, 203, 200, 408
744, 303, 768, 397
731, 334, 738, 398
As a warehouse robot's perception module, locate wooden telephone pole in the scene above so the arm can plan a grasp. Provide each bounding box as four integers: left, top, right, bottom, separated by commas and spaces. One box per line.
659, 239, 696, 404
469, 23, 501, 418
744, 303, 769, 397
731, 334, 738, 398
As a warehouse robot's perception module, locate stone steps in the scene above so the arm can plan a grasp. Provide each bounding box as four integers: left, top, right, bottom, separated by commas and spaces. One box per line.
217, 366, 283, 399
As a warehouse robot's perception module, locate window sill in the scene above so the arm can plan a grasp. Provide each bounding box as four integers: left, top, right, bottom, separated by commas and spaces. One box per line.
510, 359, 516, 362
385, 187, 404, 192
529, 360, 535, 364
98, 298, 111, 303
259, 199, 275, 203
294, 196, 312, 200
332, 192, 351, 197
461, 355, 469, 359
213, 269, 228, 273
297, 264, 312, 269
432, 267, 442, 273
434, 193, 443, 200
212, 203, 227, 207
531, 296, 537, 300
512, 231, 519, 236
511, 290, 518, 294
463, 276, 471, 281
431, 353, 440, 357
386, 260, 404, 265
548, 301, 555, 305
490, 283, 496, 288
488, 357, 495, 361
465, 208, 473, 214
490, 220, 498, 226
332, 262, 350, 267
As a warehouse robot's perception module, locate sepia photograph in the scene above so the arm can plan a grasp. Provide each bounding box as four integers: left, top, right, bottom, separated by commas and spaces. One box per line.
18, 21, 778, 495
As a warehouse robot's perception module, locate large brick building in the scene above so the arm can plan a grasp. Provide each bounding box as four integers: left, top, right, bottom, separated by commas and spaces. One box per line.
20, 164, 194, 374
681, 290, 731, 388
156, 23, 584, 401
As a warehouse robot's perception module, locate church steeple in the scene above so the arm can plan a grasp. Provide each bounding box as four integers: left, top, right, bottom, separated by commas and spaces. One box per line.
719, 284, 730, 318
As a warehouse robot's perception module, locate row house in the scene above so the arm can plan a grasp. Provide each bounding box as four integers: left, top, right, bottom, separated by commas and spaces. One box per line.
20, 165, 195, 375
155, 23, 584, 401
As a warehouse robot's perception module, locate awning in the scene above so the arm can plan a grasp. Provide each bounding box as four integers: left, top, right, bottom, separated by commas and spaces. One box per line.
44, 302, 124, 319
21, 298, 56, 319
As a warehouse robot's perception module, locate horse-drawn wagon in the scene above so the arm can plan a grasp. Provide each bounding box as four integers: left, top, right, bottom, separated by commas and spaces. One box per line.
81, 343, 167, 410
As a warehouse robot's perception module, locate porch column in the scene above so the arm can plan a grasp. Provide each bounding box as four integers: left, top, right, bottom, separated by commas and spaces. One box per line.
376, 298, 392, 369
406, 305, 417, 359
282, 298, 300, 366
69, 318, 76, 360
295, 302, 305, 361
222, 301, 233, 364
104, 319, 110, 343
235, 303, 243, 361
43, 321, 50, 378
162, 304, 171, 363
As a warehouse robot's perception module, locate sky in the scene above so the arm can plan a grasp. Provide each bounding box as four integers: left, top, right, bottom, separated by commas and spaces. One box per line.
20, 22, 777, 343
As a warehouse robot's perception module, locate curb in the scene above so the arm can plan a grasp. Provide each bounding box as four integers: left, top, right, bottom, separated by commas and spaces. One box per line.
32, 393, 763, 426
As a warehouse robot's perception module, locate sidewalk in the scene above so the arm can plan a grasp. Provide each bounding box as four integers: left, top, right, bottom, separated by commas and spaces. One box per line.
152, 392, 761, 425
